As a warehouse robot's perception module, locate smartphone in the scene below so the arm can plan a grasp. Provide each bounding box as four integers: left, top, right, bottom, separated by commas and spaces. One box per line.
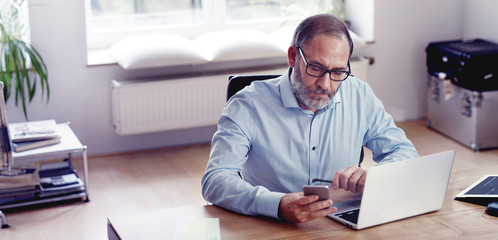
303, 185, 330, 201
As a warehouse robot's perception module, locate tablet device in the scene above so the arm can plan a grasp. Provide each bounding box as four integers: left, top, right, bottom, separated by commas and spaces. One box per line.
455, 175, 498, 206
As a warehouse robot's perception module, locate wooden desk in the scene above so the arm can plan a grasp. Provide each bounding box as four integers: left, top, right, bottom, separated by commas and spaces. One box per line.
107, 185, 498, 240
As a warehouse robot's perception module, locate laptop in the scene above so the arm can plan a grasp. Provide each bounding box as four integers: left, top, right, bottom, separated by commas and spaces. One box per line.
328, 150, 455, 230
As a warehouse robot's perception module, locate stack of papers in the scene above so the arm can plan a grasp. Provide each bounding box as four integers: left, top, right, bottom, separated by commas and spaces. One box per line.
8, 120, 61, 152
174, 218, 220, 240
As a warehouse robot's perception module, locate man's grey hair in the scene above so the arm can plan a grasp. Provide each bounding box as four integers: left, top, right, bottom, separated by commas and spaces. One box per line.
292, 14, 353, 59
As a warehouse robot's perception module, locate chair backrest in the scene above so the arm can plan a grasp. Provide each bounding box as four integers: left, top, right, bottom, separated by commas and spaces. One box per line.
226, 74, 364, 166
226, 75, 280, 101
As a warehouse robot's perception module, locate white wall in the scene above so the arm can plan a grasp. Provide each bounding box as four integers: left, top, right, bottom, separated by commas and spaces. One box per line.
7, 0, 491, 156
353, 0, 463, 121
462, 0, 498, 42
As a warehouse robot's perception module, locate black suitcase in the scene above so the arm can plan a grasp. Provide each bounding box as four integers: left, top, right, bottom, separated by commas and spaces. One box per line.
426, 39, 498, 91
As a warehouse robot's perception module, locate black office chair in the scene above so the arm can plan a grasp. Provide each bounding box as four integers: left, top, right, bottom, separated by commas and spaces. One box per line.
226, 75, 364, 166
227, 75, 280, 101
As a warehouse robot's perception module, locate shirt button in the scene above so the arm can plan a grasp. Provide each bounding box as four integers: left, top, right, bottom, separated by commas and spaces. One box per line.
312, 146, 316, 150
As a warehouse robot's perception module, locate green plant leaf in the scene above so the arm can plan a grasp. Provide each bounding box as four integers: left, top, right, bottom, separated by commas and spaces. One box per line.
0, 0, 48, 120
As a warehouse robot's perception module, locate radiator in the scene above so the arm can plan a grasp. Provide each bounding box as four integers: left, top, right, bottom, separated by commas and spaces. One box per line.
111, 59, 370, 135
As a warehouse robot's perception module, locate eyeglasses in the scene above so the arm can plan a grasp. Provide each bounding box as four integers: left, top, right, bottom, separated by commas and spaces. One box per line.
297, 47, 352, 81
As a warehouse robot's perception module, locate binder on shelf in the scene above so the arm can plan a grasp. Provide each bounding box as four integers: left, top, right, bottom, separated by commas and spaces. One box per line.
0, 194, 37, 206
0, 186, 38, 206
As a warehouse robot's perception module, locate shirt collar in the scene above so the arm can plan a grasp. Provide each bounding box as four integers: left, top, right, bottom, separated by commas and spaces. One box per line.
279, 68, 343, 112
280, 68, 300, 109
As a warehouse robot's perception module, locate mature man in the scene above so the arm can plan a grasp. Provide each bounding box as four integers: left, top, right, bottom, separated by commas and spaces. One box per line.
201, 14, 418, 223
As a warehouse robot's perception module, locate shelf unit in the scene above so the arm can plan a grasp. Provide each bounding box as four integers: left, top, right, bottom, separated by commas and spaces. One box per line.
1, 122, 89, 210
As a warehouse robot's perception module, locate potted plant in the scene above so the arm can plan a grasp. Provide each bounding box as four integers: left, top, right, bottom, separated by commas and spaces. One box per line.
0, 0, 48, 120
331, 0, 346, 20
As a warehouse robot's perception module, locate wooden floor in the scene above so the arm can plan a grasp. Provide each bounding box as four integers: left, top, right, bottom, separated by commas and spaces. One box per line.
1, 120, 497, 239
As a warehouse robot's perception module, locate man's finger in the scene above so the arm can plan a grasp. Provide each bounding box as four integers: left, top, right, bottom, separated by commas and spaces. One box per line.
298, 194, 319, 205
348, 168, 364, 192
333, 165, 366, 192
356, 174, 366, 192
339, 166, 357, 191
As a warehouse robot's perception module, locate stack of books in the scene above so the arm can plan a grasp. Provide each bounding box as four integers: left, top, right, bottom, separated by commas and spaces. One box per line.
0, 164, 40, 206
37, 161, 85, 199
0, 161, 85, 207
8, 120, 61, 152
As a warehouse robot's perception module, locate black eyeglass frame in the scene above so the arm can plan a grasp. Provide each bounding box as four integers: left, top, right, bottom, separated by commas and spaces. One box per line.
297, 47, 352, 81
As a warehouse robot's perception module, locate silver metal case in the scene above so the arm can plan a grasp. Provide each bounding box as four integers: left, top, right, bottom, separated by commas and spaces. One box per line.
426, 76, 498, 150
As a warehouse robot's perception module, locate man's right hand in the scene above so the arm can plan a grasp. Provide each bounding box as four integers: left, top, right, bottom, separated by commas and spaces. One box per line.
278, 192, 337, 223
332, 165, 366, 193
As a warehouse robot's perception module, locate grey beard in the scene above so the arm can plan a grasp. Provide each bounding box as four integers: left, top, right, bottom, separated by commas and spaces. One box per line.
290, 68, 335, 110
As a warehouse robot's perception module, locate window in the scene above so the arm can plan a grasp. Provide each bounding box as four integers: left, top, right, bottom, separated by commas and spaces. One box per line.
88, 0, 204, 34
225, 0, 334, 23
85, 0, 339, 49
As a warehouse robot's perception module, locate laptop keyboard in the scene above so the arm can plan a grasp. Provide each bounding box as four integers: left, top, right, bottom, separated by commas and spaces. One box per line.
336, 209, 360, 224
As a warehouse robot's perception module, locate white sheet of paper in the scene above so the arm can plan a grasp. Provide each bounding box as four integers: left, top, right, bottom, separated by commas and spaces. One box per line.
174, 218, 220, 240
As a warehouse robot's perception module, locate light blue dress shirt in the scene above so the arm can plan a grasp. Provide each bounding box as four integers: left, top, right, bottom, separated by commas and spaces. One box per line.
201, 68, 418, 219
